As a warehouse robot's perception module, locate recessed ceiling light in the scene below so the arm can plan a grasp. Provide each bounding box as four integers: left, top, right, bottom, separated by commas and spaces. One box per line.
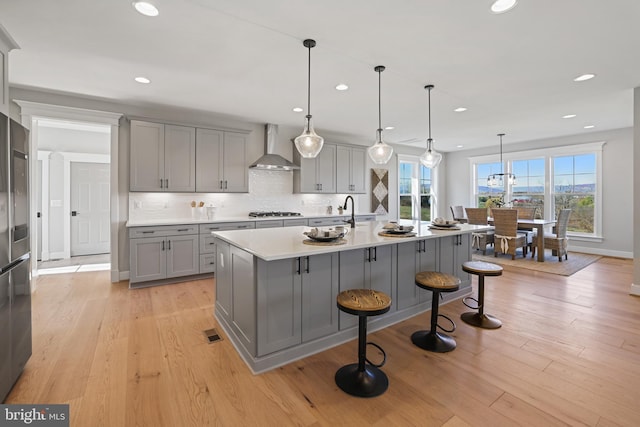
292, 107, 303, 113
335, 83, 349, 91
456, 145, 464, 148
584, 125, 596, 129
132, 1, 159, 17
562, 114, 577, 119
385, 126, 395, 130
135, 76, 151, 84
491, 0, 517, 14
454, 107, 467, 112
574, 74, 596, 82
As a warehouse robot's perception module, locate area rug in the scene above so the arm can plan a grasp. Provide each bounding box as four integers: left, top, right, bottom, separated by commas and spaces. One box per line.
472, 248, 601, 276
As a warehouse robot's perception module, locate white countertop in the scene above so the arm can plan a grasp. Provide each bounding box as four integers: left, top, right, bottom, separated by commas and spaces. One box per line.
212, 221, 491, 261
125, 213, 376, 228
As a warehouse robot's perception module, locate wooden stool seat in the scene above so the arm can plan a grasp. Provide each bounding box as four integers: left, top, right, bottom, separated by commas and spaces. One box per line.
335, 289, 391, 398
411, 271, 460, 353
415, 271, 461, 291
337, 289, 392, 317
461, 261, 503, 276
461, 261, 503, 329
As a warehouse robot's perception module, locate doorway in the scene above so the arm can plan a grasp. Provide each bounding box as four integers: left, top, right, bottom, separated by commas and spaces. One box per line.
70, 162, 110, 256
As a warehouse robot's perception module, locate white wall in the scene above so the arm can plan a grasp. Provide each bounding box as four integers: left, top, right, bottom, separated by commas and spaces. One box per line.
444, 127, 634, 257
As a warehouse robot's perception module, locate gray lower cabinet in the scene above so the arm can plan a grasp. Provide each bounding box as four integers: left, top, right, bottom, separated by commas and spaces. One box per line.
439, 234, 471, 288
396, 239, 437, 310
256, 252, 339, 356
129, 225, 199, 285
338, 245, 394, 329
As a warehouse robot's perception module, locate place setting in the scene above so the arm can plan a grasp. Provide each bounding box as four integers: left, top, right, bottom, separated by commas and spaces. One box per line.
428, 217, 461, 230
378, 222, 416, 237
303, 226, 348, 245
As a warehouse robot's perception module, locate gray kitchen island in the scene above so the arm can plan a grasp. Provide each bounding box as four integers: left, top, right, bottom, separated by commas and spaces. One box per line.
212, 221, 490, 373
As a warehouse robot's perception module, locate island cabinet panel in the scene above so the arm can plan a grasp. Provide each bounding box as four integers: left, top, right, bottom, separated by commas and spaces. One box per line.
230, 246, 257, 356
256, 252, 338, 356
438, 234, 472, 290
396, 239, 437, 310
338, 245, 395, 330
215, 241, 232, 321
300, 253, 339, 342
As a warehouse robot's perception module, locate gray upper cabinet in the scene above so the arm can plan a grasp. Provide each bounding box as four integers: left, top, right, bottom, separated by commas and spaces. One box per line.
196, 128, 249, 193
336, 145, 366, 194
130, 120, 196, 192
293, 143, 337, 193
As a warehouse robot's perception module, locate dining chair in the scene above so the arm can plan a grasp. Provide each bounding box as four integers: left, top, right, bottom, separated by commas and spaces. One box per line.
491, 208, 527, 260
450, 205, 468, 223
465, 207, 494, 255
531, 209, 572, 261
514, 206, 536, 251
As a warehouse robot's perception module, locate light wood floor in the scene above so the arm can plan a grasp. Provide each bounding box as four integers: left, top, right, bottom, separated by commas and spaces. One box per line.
7, 257, 640, 426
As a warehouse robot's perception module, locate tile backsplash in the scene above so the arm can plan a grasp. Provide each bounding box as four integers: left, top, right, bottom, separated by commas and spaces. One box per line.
128, 169, 370, 221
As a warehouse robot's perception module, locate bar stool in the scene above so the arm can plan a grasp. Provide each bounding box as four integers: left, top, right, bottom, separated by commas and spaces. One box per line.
411, 271, 461, 353
461, 261, 503, 329
335, 289, 392, 398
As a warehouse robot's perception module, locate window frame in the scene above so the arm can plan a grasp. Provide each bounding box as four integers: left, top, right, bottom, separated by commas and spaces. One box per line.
469, 142, 604, 240
397, 154, 437, 222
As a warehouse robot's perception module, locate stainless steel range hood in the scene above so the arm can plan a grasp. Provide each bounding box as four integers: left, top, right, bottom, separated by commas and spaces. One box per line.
249, 124, 299, 170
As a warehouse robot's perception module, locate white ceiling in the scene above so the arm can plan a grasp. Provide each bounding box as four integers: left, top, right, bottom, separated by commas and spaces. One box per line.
2, 0, 639, 152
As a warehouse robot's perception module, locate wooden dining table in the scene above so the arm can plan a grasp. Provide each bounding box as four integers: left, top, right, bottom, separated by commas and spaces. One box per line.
488, 218, 557, 262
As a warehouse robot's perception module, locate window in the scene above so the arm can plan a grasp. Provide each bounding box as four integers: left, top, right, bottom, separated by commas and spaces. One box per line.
470, 142, 603, 238
552, 154, 596, 233
476, 161, 504, 208
399, 157, 433, 221
512, 158, 545, 218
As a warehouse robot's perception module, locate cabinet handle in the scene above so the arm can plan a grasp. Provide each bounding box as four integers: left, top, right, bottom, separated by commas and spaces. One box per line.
373, 247, 377, 261
162, 241, 165, 251
168, 240, 171, 250
142, 231, 155, 234
160, 178, 164, 189
208, 242, 215, 245
224, 180, 228, 190
237, 225, 248, 229
220, 180, 224, 189
177, 228, 189, 232
296, 257, 301, 275
319, 183, 322, 191
165, 178, 169, 188
366, 248, 371, 262
305, 256, 310, 274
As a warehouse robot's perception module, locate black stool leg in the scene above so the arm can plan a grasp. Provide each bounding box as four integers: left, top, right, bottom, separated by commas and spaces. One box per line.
411, 290, 456, 353
461, 274, 502, 329
335, 315, 388, 397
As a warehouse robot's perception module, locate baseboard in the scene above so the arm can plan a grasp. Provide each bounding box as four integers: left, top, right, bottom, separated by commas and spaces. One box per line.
630, 284, 640, 297
569, 245, 633, 259
118, 270, 130, 282
48, 251, 66, 260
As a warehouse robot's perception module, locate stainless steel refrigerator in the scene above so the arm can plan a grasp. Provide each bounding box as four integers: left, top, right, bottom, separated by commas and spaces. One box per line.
0, 112, 31, 402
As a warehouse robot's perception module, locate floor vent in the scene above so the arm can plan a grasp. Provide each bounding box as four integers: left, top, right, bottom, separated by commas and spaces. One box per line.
204, 328, 222, 343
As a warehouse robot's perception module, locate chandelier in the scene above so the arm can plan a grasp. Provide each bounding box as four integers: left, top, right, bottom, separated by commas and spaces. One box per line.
487, 133, 516, 186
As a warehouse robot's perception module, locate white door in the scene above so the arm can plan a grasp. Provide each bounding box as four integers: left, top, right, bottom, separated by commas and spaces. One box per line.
71, 162, 110, 256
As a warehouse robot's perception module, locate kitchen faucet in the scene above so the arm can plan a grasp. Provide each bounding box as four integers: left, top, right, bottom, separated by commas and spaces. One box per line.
343, 195, 355, 228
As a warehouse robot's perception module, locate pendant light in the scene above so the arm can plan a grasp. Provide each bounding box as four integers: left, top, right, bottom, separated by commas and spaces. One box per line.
367, 65, 394, 164
294, 39, 324, 158
419, 85, 442, 168
487, 133, 516, 186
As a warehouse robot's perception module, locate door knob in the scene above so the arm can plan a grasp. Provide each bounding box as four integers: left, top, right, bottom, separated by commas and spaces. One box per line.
71, 211, 78, 216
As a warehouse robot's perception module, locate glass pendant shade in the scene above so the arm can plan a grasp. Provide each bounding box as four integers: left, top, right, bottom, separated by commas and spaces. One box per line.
368, 65, 393, 164
368, 129, 394, 164
420, 139, 442, 168
295, 39, 323, 158
294, 115, 324, 158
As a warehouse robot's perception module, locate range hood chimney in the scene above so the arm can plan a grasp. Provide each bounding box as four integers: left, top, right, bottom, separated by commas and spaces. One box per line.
249, 124, 300, 170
